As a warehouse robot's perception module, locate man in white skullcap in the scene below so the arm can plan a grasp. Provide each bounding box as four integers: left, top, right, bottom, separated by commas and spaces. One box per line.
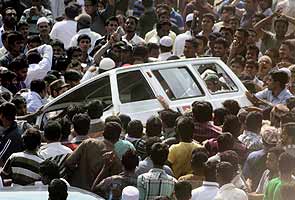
37, 17, 52, 44
122, 186, 139, 200
158, 36, 174, 61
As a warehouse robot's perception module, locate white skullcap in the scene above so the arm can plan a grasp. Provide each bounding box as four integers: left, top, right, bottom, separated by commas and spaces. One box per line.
159, 36, 173, 47
121, 186, 139, 200
99, 58, 116, 71
186, 13, 194, 22
37, 17, 50, 25
279, 67, 291, 77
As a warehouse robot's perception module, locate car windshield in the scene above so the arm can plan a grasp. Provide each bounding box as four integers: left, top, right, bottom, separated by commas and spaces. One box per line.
152, 67, 204, 100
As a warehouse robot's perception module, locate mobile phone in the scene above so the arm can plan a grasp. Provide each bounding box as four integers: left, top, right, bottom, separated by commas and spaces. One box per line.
115, 26, 125, 38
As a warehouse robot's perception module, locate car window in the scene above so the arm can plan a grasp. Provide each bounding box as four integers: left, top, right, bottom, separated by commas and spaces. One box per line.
117, 70, 155, 103
152, 67, 204, 100
193, 63, 238, 94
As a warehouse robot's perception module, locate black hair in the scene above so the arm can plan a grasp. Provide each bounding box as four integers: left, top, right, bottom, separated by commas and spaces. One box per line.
58, 117, 72, 141
86, 100, 103, 119
146, 116, 162, 137
27, 35, 41, 45
9, 56, 29, 71
11, 96, 26, 109
245, 59, 259, 70
40, 160, 60, 184
65, 3, 81, 19
64, 69, 82, 82
176, 116, 194, 142
185, 38, 199, 49
77, 34, 91, 44
174, 181, 192, 200
203, 13, 215, 23
167, 55, 180, 60
222, 100, 241, 116
133, 45, 148, 60
245, 111, 263, 132
105, 16, 119, 26
48, 179, 68, 200
0, 102, 16, 121
213, 108, 230, 126
236, 28, 249, 38
44, 121, 62, 142
47, 70, 62, 79
192, 101, 213, 122
118, 114, 131, 131
221, 5, 235, 15
16, 21, 29, 30
216, 161, 234, 183
230, 55, 245, 66
51, 39, 65, 50
105, 115, 122, 126
103, 122, 121, 143
72, 113, 91, 136
66, 46, 82, 60
247, 45, 260, 59
270, 70, 289, 88
219, 150, 239, 172
66, 104, 85, 122
278, 152, 295, 174
52, 57, 71, 72
159, 109, 181, 128
30, 79, 46, 94
145, 136, 162, 156
27, 52, 42, 65
7, 31, 23, 47
191, 151, 208, 170
217, 133, 234, 152
126, 16, 138, 25
121, 149, 139, 171
214, 37, 229, 48
127, 120, 143, 138
22, 128, 41, 150
204, 161, 217, 182
222, 115, 241, 138
150, 142, 169, 166
147, 42, 159, 51
1, 31, 10, 44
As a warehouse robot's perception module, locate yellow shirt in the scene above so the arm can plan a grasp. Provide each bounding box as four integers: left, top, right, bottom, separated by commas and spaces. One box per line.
168, 141, 202, 178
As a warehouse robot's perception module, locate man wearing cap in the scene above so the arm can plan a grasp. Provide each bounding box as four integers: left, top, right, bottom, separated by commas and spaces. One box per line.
122, 16, 145, 46
84, 0, 115, 35
19, 0, 53, 35
173, 13, 194, 57
50, 3, 81, 49
158, 36, 173, 61
69, 13, 102, 54
37, 17, 52, 45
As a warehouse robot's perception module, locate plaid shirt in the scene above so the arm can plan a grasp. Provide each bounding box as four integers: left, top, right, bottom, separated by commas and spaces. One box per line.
137, 168, 176, 200
193, 121, 222, 143
238, 130, 263, 151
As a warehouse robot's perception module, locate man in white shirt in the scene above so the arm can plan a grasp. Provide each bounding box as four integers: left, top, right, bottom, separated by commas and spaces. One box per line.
69, 13, 102, 54
39, 121, 72, 177
214, 162, 248, 200
192, 162, 219, 200
158, 36, 173, 61
25, 44, 53, 87
173, 13, 193, 57
122, 16, 145, 46
50, 3, 80, 49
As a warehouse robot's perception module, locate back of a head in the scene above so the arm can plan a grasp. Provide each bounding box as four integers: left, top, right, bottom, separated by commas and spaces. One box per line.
72, 113, 90, 136
65, 3, 81, 19
146, 116, 162, 137
159, 109, 181, 129
145, 136, 162, 156
216, 161, 234, 184
271, 70, 289, 88
0, 102, 16, 121
118, 114, 131, 131
204, 161, 217, 182
127, 120, 143, 138
217, 133, 234, 152
174, 181, 192, 200
191, 151, 208, 171
103, 121, 122, 143
192, 101, 213, 123
213, 108, 230, 126
245, 111, 263, 132
48, 179, 68, 200
122, 149, 139, 171
176, 116, 194, 142
30, 79, 46, 94
86, 100, 103, 119
222, 100, 241, 115
219, 150, 239, 172
44, 121, 62, 142
150, 142, 169, 166
64, 69, 82, 83
222, 115, 241, 138
105, 115, 122, 126
9, 56, 29, 71
278, 152, 295, 175
22, 128, 41, 151
40, 160, 60, 185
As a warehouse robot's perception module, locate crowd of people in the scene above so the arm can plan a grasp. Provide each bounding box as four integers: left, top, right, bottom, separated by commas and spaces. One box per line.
0, 0, 295, 200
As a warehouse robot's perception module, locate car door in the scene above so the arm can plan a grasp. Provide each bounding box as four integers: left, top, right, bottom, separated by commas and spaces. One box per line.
114, 69, 163, 123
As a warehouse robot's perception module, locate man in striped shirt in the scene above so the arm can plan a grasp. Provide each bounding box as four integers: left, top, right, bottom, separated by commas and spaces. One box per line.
1, 128, 44, 185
